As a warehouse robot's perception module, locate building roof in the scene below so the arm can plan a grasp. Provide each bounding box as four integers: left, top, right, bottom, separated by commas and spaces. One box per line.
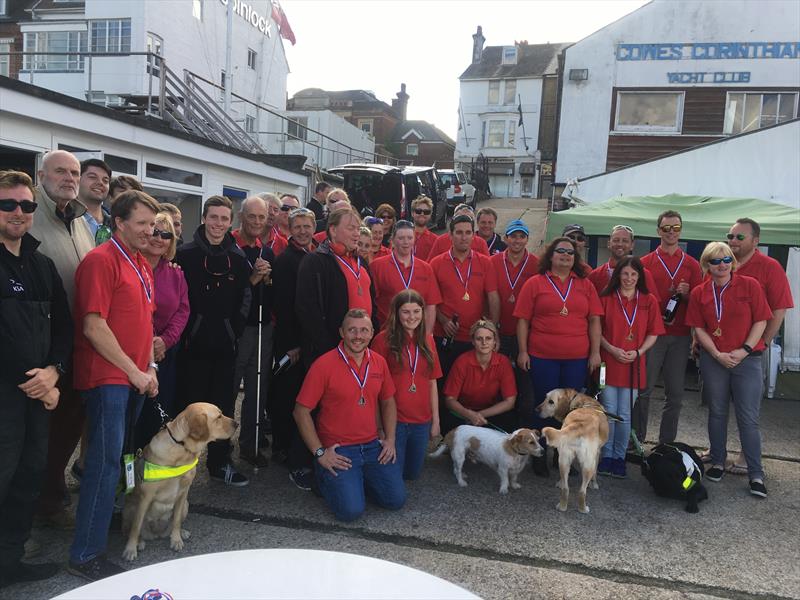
29, 0, 85, 11
460, 43, 570, 80
290, 88, 395, 112
390, 120, 455, 146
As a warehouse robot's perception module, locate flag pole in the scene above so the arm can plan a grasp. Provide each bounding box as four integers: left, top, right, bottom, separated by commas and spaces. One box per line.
518, 94, 529, 152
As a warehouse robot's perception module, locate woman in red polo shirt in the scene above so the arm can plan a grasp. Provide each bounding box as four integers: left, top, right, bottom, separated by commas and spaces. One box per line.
685, 242, 772, 498
513, 237, 601, 476
597, 257, 664, 478
441, 320, 517, 434
365, 216, 390, 261
372, 290, 442, 479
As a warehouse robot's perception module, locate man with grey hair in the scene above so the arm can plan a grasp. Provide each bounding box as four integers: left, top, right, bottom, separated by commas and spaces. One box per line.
30, 150, 95, 531
259, 192, 287, 255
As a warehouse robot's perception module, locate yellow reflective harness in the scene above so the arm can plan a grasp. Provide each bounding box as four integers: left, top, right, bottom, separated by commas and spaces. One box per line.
143, 458, 199, 482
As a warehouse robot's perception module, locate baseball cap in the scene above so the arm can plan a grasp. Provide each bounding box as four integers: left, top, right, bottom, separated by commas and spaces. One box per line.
562, 223, 585, 236
505, 219, 529, 237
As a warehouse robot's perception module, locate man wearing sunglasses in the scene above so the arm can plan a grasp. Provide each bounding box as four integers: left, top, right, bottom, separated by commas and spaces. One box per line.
638, 210, 702, 445
410, 196, 438, 260
562, 224, 590, 269
0, 170, 71, 587
276, 194, 300, 240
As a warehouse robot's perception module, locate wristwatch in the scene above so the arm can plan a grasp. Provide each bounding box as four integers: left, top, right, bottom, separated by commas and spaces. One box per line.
54, 362, 67, 376
314, 446, 326, 460
148, 362, 159, 372
742, 344, 754, 355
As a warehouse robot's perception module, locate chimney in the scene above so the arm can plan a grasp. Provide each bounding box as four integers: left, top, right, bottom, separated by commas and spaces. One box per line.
392, 83, 409, 122
472, 25, 485, 64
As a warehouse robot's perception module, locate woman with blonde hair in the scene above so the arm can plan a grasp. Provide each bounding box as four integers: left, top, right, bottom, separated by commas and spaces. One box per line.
685, 241, 772, 498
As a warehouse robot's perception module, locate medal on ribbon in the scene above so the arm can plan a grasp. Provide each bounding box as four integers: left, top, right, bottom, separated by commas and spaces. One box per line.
336, 345, 370, 407
406, 343, 419, 393
391, 252, 414, 290
449, 250, 473, 302
503, 250, 530, 305
110, 237, 152, 304
335, 254, 364, 296
545, 273, 573, 317
656, 248, 686, 293
616, 290, 639, 342
712, 279, 730, 337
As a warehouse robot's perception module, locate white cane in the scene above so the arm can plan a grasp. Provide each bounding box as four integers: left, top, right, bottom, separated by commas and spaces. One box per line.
253, 283, 264, 474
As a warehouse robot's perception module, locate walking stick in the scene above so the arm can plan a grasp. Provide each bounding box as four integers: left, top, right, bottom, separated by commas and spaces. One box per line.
253, 282, 264, 474
629, 351, 645, 461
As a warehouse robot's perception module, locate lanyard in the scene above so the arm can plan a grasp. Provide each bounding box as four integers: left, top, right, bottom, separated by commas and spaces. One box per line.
391, 252, 414, 289
655, 247, 685, 285
335, 254, 362, 283
336, 345, 370, 406
110, 237, 152, 304
545, 272, 573, 315
487, 233, 500, 253
448, 250, 473, 299
616, 290, 639, 339
712, 279, 731, 325
503, 250, 530, 291
245, 244, 264, 271
606, 261, 615, 280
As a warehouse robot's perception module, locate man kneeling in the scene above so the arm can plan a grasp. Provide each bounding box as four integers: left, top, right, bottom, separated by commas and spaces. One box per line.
293, 310, 406, 521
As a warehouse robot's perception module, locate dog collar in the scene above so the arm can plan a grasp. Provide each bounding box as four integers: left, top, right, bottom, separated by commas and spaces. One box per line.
165, 424, 185, 446
142, 457, 199, 482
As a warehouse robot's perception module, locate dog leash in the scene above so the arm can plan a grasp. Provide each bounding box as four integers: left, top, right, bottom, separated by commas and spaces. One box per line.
449, 410, 509, 435
628, 350, 645, 458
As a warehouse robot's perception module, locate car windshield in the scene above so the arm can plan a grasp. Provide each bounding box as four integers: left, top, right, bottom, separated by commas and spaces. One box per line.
440, 173, 457, 186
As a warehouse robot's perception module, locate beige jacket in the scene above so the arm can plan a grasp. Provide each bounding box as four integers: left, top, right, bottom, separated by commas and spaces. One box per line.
30, 186, 95, 308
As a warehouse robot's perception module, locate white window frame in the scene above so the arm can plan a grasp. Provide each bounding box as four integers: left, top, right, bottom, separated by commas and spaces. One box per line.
503, 79, 516, 105
247, 48, 257, 70
245, 115, 256, 133
0, 39, 11, 77
723, 91, 799, 135
357, 118, 373, 134
486, 120, 505, 148
488, 80, 500, 105
507, 120, 516, 147
406, 143, 419, 156
0, 0, 7, 16
90, 19, 131, 53
502, 46, 518, 65
288, 116, 308, 141
146, 32, 163, 77
23, 31, 87, 71
613, 91, 685, 133
192, 0, 203, 20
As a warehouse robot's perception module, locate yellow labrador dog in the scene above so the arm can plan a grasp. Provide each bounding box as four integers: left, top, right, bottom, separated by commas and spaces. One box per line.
122, 402, 237, 561
539, 388, 609, 514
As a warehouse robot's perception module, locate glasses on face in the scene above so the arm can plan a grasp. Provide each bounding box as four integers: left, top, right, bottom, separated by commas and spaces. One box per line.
709, 256, 734, 266
289, 207, 314, 219
566, 234, 585, 243
414, 209, 432, 215
377, 215, 392, 221
612, 224, 633, 233
152, 228, 175, 240
280, 204, 295, 212
660, 224, 682, 233
554, 247, 576, 256
726, 233, 747, 241
0, 199, 37, 214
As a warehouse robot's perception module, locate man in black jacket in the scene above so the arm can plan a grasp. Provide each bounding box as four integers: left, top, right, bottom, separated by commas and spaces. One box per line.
0, 171, 72, 588
307, 181, 329, 224
176, 195, 251, 486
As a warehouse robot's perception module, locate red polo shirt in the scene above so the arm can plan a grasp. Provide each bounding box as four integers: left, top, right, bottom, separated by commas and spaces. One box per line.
373, 245, 391, 260
513, 272, 603, 360
736, 250, 794, 310
295, 344, 395, 447
685, 274, 772, 353
264, 227, 288, 256
73, 236, 155, 390
414, 228, 438, 261
489, 250, 540, 337
371, 331, 442, 424
443, 351, 516, 411
313, 230, 327, 244
334, 253, 372, 315
599, 292, 664, 388
429, 250, 498, 342
427, 234, 489, 260
370, 253, 442, 324
641, 248, 702, 336
588, 261, 660, 301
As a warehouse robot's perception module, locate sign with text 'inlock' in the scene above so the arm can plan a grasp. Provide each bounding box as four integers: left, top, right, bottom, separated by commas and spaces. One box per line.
219, 0, 273, 37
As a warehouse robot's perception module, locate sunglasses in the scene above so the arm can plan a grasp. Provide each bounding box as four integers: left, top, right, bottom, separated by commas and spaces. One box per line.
365, 217, 384, 226
709, 256, 734, 266
152, 228, 174, 240
0, 199, 37, 214
612, 224, 633, 234
554, 247, 576, 256
659, 224, 682, 233
280, 204, 296, 212
566, 234, 586, 242
289, 207, 314, 218
726, 233, 747, 241
414, 209, 432, 215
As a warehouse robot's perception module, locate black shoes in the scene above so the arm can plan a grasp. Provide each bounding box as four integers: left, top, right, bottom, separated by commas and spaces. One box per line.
209, 463, 250, 486
0, 561, 59, 588
705, 466, 725, 482
67, 555, 125, 582
749, 479, 768, 498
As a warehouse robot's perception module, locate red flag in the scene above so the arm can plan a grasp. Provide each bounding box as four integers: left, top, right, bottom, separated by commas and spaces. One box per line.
271, 0, 296, 45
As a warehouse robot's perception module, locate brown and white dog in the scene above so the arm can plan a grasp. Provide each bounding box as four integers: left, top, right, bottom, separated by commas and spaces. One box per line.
538, 388, 609, 514
430, 425, 543, 494
122, 402, 237, 561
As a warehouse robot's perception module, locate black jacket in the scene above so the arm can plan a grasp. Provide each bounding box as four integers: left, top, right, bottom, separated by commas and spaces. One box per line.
272, 239, 310, 357
295, 240, 377, 367
176, 226, 251, 358
0, 234, 72, 385
307, 198, 325, 222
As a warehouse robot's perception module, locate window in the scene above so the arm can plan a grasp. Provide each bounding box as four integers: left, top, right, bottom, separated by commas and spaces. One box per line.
406, 143, 418, 156
507, 121, 516, 147
0, 40, 10, 77
143, 187, 202, 234
614, 91, 683, 132
192, 0, 203, 20
0, 0, 7, 16
247, 48, 257, 70
724, 92, 798, 135
502, 46, 518, 65
245, 115, 256, 133
487, 120, 505, 147
91, 20, 131, 53
357, 119, 373, 134
220, 69, 226, 89
504, 79, 516, 105
488, 80, 500, 105
104, 154, 138, 175
24, 31, 87, 71
146, 32, 163, 77
145, 162, 203, 187
288, 116, 308, 141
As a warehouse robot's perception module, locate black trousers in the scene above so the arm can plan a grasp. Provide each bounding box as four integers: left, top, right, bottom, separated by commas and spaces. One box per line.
177, 352, 236, 472
0, 380, 50, 567
270, 362, 312, 471
440, 408, 518, 436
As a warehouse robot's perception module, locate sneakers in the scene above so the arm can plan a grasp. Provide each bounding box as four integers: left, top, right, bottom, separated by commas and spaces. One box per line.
611, 458, 627, 479
706, 466, 725, 482
239, 451, 269, 469
598, 457, 614, 476
289, 468, 313, 491
67, 555, 125, 583
209, 463, 250, 487
35, 508, 75, 530
0, 561, 59, 587
749, 479, 768, 498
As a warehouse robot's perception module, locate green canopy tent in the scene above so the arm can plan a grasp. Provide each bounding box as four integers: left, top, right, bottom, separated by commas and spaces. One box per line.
546, 194, 800, 246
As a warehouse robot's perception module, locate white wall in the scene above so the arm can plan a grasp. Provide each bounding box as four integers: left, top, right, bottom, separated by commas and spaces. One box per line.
556, 0, 800, 182
565, 120, 800, 210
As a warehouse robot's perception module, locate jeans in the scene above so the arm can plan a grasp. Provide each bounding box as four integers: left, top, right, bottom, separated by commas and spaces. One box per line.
395, 422, 431, 480
0, 380, 49, 567
528, 356, 588, 433
70, 385, 143, 564
234, 323, 274, 453
500, 335, 536, 425
700, 352, 764, 480
600, 386, 635, 460
314, 439, 406, 522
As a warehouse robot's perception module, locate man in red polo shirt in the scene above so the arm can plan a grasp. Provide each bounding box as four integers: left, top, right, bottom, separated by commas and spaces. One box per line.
411, 195, 438, 260
430, 214, 499, 378
638, 210, 702, 444
427, 204, 490, 259
370, 220, 441, 330
68, 190, 160, 581
588, 225, 659, 297
260, 193, 288, 256
293, 309, 405, 522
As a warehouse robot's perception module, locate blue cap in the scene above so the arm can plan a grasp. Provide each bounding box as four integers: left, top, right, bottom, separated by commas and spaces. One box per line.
505, 219, 529, 237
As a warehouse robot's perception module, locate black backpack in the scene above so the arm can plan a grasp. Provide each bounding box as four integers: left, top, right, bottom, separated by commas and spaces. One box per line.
642, 442, 707, 513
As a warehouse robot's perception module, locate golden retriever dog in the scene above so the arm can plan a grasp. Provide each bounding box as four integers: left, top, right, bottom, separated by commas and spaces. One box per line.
538, 388, 609, 514
122, 402, 237, 561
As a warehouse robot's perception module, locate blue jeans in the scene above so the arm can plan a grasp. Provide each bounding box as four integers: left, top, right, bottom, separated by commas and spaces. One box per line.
70, 385, 143, 564
395, 422, 431, 480
528, 356, 588, 432
600, 386, 635, 460
314, 439, 406, 522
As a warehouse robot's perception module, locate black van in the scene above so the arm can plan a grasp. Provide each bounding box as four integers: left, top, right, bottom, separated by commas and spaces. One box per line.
328, 163, 448, 229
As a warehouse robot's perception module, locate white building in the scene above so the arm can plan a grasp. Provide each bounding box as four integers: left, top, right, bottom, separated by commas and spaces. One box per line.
555, 0, 800, 186
455, 27, 567, 198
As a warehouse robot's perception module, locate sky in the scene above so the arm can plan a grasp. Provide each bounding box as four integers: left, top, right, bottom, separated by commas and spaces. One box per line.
282, 0, 649, 140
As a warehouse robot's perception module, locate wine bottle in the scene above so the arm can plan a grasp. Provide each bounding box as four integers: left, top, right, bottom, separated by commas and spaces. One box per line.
663, 292, 681, 325
441, 314, 459, 352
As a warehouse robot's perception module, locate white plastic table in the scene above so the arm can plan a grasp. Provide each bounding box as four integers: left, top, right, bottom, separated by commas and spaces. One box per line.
54, 548, 480, 599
